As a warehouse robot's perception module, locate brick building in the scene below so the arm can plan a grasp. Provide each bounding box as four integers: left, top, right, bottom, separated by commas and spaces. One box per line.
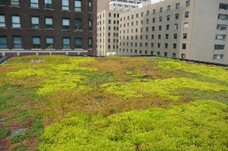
0, 0, 97, 56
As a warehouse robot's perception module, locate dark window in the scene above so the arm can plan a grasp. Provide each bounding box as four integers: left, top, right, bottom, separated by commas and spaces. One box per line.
176, 3, 180, 9
214, 45, 225, 50
167, 15, 170, 21
175, 13, 179, 19
30, 0, 39, 8
166, 24, 169, 30
166, 34, 169, 39
183, 33, 187, 39
157, 43, 161, 48
31, 17, 39, 29
13, 36, 22, 48
181, 54, 186, 59
75, 38, 82, 48
63, 38, 70, 48
185, 11, 189, 18
45, 17, 53, 29
186, 1, 190, 7
88, 1, 92, 12
153, 9, 156, 14
0, 37, 7, 48
160, 7, 163, 13
165, 43, 168, 48
45, 0, 52, 8
88, 38, 92, 48
213, 54, 223, 60
62, 18, 70, 29
75, 0, 82, 11
158, 35, 161, 39
46, 37, 54, 48
218, 14, 228, 20
167, 5, 171, 11
174, 34, 177, 39
32, 37, 41, 48
215, 35, 226, 40
182, 43, 186, 49
0, 0, 5, 5
164, 52, 168, 57
219, 3, 228, 10
217, 24, 227, 30
75, 19, 82, 30
173, 43, 177, 49
172, 53, 176, 57
11, 0, 19, 6
159, 16, 162, 22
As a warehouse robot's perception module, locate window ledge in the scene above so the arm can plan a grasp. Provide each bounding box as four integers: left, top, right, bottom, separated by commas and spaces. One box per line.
74, 11, 83, 13
61, 29, 71, 31
44, 29, 55, 31
62, 49, 72, 51
9, 6, 21, 8
74, 30, 83, 32
31, 49, 42, 50
88, 12, 93, 14
0, 27, 7, 29
0, 5, 6, 7
30, 28, 41, 30
61, 10, 71, 12
11, 49, 23, 51
45, 48, 55, 50
0, 48, 9, 50
44, 8, 54, 11
29, 7, 40, 10
11, 27, 22, 29
74, 48, 83, 50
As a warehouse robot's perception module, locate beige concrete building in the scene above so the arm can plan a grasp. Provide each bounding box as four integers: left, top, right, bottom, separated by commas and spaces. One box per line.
97, 0, 228, 64
97, 0, 146, 56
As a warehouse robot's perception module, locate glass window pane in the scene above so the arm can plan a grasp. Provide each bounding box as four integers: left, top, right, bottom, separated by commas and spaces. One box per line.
32, 17, 39, 24
33, 37, 40, 44
13, 37, 22, 48
46, 38, 53, 43
45, 18, 53, 24
63, 19, 69, 25
0, 37, 7, 48
62, 0, 69, 5
63, 38, 70, 44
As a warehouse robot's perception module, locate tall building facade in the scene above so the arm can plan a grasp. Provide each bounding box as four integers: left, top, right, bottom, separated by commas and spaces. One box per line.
97, 0, 228, 64
0, 0, 97, 57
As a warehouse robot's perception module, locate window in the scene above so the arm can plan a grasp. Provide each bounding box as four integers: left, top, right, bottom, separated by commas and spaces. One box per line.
164, 52, 168, 57
167, 15, 170, 21
181, 54, 186, 59
182, 44, 186, 49
167, 5, 171, 11
214, 45, 225, 50
185, 11, 189, 18
147, 11, 149, 16
172, 53, 176, 57
45, 17, 53, 29
157, 52, 160, 56
63, 37, 70, 48
88, 1, 92, 12
75, 38, 82, 48
62, 18, 70, 29
160, 7, 163, 13
0, 15, 6, 27
45, 0, 52, 8
166, 34, 169, 39
30, 0, 39, 8
159, 16, 162, 22
183, 33, 187, 39
213, 54, 223, 60
173, 43, 177, 49
31, 17, 39, 29
11, 0, 19, 6
12, 15, 21, 28
174, 34, 177, 39
152, 26, 155, 31
216, 35, 226, 40
158, 35, 161, 39
186, 1, 190, 7
75, 0, 82, 11
217, 24, 227, 30
32, 37, 41, 48
175, 13, 179, 19
46, 37, 54, 48
62, 0, 69, 10
165, 43, 168, 49
218, 14, 228, 20
152, 18, 155, 23
75, 19, 82, 30
184, 22, 188, 29
159, 26, 162, 31
176, 3, 180, 9
219, 3, 228, 10
166, 24, 169, 30
174, 24, 178, 30
153, 9, 156, 14
0, 0, 5, 5
0, 37, 7, 48
141, 12, 143, 17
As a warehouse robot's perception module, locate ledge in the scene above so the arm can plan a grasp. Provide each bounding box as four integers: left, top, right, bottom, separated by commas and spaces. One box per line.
30, 28, 41, 30
61, 29, 71, 31
29, 7, 40, 10
9, 6, 21, 8
11, 27, 22, 30
0, 27, 7, 29
44, 29, 54, 31
43, 8, 54, 11
61, 10, 71, 12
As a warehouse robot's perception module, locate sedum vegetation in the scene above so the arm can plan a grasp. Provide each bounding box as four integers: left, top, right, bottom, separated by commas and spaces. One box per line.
0, 56, 228, 150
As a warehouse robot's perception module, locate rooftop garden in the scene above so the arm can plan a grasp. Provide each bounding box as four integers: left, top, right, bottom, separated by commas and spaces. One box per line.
0, 56, 228, 150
